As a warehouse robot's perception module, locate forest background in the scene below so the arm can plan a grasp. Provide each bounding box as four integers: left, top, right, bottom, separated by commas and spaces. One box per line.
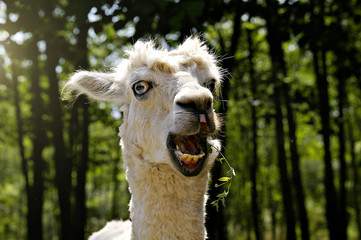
0, 0, 361, 240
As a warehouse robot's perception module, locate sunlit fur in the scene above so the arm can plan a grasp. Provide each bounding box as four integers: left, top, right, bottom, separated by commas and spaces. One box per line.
64, 37, 223, 240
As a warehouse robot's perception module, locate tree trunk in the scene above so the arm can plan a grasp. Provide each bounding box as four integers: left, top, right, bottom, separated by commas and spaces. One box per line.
269, 192, 277, 240
336, 61, 348, 240
9, 61, 35, 240
348, 122, 361, 239
311, 46, 340, 240
74, 96, 89, 240
264, 1, 296, 239
309, 2, 342, 238
73, 13, 90, 240
28, 41, 45, 240
265, 146, 277, 240
206, 2, 241, 239
272, 75, 296, 240
10, 62, 30, 205
46, 40, 73, 240
247, 28, 262, 240
284, 84, 310, 240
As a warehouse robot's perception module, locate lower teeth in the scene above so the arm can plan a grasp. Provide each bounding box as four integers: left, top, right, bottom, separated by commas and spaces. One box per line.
176, 150, 205, 164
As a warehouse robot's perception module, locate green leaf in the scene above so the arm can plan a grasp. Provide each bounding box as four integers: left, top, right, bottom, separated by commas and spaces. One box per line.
216, 190, 227, 198
218, 177, 230, 182
216, 157, 224, 163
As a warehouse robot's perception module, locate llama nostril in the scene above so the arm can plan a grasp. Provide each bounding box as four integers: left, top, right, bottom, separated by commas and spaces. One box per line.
176, 101, 198, 112
176, 97, 212, 113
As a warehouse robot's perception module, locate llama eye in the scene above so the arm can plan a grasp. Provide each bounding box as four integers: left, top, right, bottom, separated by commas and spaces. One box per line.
206, 79, 216, 93
133, 81, 152, 96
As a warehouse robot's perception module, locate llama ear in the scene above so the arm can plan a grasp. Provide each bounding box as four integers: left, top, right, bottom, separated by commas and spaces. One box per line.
64, 70, 127, 104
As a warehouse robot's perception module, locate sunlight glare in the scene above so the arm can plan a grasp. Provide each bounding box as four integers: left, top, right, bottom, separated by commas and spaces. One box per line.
0, 30, 9, 41
10, 31, 33, 45
0, 1, 6, 24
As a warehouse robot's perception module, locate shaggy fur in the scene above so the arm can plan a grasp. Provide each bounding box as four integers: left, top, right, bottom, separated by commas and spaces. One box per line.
64, 37, 223, 240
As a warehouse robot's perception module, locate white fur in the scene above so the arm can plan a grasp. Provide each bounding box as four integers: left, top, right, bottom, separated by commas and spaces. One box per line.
65, 37, 223, 240
89, 221, 131, 240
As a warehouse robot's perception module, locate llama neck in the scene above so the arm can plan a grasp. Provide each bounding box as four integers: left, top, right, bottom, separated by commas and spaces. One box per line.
125, 159, 209, 240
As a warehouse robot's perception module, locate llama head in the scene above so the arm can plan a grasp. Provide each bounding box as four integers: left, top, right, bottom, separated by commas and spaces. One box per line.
65, 37, 223, 177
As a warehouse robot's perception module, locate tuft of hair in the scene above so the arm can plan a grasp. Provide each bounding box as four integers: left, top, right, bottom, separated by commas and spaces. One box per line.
125, 40, 178, 74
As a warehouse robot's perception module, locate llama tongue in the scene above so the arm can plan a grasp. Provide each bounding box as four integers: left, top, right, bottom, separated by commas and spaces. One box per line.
179, 136, 198, 155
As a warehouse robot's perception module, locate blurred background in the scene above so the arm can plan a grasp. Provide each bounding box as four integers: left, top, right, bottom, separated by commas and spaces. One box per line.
0, 0, 361, 239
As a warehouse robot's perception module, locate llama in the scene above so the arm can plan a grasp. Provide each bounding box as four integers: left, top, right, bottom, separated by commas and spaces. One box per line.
65, 37, 223, 240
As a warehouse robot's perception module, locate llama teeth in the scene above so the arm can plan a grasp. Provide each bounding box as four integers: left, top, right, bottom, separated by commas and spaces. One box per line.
175, 150, 205, 165
192, 156, 199, 163
176, 150, 183, 159
177, 151, 194, 164
176, 151, 189, 163
184, 155, 192, 164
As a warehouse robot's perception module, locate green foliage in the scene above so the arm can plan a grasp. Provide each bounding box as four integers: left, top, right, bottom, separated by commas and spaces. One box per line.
211, 156, 236, 212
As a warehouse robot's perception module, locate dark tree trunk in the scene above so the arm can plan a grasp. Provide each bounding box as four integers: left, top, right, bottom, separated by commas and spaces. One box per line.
68, 99, 80, 156
284, 84, 310, 240
264, 1, 296, 239
309, 2, 342, 238
351, 50, 361, 240
73, 13, 90, 240
246, 28, 262, 240
68, 93, 80, 238
336, 62, 348, 240
205, 2, 241, 239
74, 96, 89, 240
28, 41, 45, 240
10, 62, 34, 240
10, 62, 29, 201
41, 2, 72, 238
69, 98, 80, 238
265, 146, 277, 240
348, 122, 361, 239
46, 41, 72, 240
272, 73, 296, 240
311, 46, 340, 240
269, 191, 277, 240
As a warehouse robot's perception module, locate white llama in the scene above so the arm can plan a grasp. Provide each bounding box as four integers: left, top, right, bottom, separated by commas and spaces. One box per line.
65, 37, 223, 240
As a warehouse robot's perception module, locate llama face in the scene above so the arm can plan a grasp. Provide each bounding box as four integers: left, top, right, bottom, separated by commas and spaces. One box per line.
166, 72, 219, 176
65, 37, 222, 177
125, 64, 221, 176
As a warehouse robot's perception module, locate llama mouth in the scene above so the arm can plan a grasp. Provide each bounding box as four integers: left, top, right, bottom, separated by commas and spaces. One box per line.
167, 133, 208, 176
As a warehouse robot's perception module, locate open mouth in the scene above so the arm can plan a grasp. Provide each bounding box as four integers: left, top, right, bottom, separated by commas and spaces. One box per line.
167, 133, 208, 176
